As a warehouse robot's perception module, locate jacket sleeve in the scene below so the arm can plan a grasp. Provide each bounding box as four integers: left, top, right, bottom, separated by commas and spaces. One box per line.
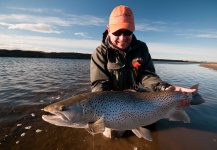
138, 43, 170, 91
90, 46, 112, 92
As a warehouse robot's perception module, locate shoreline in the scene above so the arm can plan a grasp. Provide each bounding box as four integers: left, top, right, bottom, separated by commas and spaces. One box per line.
200, 63, 217, 71
0, 49, 209, 63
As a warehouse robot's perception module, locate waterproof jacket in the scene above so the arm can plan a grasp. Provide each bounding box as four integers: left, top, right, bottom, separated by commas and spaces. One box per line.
90, 30, 169, 92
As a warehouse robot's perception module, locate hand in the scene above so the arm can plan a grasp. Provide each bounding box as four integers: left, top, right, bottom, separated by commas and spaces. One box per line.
166, 85, 196, 93
166, 85, 196, 108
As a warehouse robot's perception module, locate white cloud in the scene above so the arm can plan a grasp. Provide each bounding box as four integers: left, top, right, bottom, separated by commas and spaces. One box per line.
136, 19, 165, 32
0, 22, 61, 33
148, 42, 217, 62
0, 34, 99, 53
7, 6, 63, 13
136, 23, 164, 32
0, 13, 107, 34
74, 32, 91, 38
0, 33, 216, 62
66, 14, 106, 26
175, 28, 217, 39
0, 14, 71, 27
0, 13, 106, 27
192, 34, 217, 39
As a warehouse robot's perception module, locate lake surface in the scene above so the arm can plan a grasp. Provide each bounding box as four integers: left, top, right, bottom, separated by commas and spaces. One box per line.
0, 57, 217, 150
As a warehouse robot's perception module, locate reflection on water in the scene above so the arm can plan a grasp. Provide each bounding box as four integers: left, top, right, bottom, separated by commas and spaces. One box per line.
0, 58, 217, 150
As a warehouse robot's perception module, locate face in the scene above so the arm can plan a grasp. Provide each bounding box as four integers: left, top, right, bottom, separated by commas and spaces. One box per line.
108, 28, 133, 50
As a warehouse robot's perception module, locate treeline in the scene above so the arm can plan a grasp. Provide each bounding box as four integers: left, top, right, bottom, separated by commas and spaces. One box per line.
0, 49, 91, 59
0, 49, 195, 62
153, 59, 189, 62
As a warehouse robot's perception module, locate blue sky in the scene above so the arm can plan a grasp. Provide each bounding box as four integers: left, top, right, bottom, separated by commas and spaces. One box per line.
0, 0, 216, 62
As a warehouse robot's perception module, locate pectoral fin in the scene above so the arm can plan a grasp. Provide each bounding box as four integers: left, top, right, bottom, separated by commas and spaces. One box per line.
132, 127, 153, 141
85, 116, 105, 135
166, 108, 190, 123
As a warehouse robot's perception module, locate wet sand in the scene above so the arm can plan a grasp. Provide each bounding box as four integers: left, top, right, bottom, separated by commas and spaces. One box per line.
200, 63, 217, 71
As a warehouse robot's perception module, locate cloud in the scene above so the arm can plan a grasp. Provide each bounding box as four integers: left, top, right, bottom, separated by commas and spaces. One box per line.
0, 14, 71, 27
136, 20, 166, 32
174, 27, 217, 39
136, 23, 164, 32
7, 6, 63, 13
0, 13, 107, 35
3, 7, 107, 26
192, 33, 217, 39
0, 22, 61, 33
177, 32, 217, 39
0, 33, 216, 62
0, 34, 99, 53
148, 42, 217, 61
66, 14, 106, 26
74, 32, 91, 38
0, 13, 107, 27
136, 19, 217, 40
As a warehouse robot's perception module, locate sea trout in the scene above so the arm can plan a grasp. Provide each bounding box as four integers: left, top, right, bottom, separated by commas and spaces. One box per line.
42, 84, 204, 141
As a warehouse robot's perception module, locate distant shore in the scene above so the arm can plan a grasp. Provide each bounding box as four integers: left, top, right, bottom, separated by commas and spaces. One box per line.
0, 49, 91, 59
200, 63, 217, 71
0, 49, 209, 63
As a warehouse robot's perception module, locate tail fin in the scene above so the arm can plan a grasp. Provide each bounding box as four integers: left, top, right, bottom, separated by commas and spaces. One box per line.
190, 84, 205, 105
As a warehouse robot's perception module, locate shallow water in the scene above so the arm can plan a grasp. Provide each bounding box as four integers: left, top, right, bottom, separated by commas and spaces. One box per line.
0, 57, 217, 150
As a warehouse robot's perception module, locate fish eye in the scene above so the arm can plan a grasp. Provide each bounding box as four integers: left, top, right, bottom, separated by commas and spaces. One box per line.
59, 105, 67, 111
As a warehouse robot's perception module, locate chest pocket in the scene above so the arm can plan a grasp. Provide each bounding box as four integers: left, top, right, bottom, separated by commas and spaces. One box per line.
107, 50, 128, 90
107, 60, 127, 90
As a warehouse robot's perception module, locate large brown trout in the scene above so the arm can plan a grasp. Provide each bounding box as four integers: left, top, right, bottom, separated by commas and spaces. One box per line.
42, 84, 204, 141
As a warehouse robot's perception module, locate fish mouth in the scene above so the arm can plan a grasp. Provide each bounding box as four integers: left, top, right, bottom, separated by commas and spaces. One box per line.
42, 112, 69, 122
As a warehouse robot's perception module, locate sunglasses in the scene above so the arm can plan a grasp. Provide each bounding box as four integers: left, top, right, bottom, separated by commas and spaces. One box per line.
112, 30, 133, 36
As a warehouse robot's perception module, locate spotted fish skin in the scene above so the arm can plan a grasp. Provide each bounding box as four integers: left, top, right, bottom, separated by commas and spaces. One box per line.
87, 91, 184, 129
42, 84, 204, 140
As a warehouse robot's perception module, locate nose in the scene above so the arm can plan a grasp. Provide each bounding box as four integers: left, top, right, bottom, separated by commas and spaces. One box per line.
119, 34, 127, 40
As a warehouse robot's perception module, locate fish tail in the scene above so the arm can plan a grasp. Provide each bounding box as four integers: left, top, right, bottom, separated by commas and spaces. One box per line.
189, 84, 205, 105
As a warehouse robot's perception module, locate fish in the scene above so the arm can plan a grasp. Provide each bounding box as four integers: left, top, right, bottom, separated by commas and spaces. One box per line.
42, 84, 204, 141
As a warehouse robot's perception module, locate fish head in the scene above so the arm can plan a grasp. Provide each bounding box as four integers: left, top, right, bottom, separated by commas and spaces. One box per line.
42, 95, 95, 128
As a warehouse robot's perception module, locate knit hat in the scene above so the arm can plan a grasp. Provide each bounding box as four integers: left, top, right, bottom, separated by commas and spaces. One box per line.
109, 5, 135, 33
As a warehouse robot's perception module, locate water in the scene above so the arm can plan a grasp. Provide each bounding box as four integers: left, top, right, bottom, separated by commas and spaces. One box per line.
0, 57, 217, 150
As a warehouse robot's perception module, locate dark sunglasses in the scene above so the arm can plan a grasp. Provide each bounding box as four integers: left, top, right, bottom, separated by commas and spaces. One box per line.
112, 30, 133, 36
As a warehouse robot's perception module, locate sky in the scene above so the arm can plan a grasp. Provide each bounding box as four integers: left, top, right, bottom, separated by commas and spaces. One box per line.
0, 0, 217, 62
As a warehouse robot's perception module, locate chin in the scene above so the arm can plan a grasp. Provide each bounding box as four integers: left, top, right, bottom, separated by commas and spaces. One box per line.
118, 45, 127, 50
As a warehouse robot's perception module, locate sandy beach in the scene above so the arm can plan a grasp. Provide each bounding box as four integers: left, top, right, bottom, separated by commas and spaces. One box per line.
200, 63, 217, 71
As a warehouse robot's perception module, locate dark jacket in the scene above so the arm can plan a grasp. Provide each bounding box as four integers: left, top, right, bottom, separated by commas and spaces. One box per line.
90, 30, 170, 92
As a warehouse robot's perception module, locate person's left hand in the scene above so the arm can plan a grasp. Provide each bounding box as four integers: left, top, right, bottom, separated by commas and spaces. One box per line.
165, 85, 196, 108
171, 86, 196, 93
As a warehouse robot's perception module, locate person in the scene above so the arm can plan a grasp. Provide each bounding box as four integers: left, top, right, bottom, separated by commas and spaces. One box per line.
90, 5, 195, 95
90, 5, 195, 138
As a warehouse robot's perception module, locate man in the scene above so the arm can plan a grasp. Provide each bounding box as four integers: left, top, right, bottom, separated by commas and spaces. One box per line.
90, 5, 194, 138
